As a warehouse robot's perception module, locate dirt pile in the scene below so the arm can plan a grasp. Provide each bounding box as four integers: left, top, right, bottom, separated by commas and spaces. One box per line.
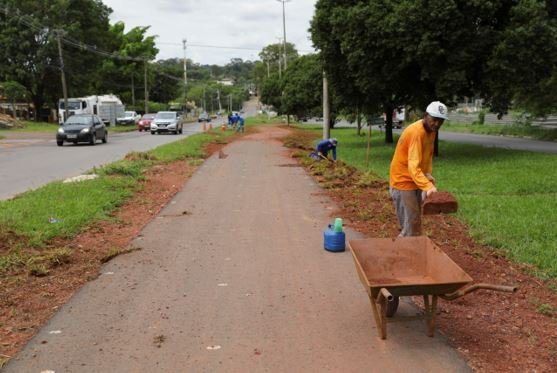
0, 114, 22, 129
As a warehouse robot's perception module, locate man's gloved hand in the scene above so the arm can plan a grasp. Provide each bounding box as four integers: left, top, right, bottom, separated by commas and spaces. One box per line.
426, 185, 438, 197
425, 173, 436, 185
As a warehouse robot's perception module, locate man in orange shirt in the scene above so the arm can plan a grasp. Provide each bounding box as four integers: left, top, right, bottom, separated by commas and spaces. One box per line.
389, 101, 448, 236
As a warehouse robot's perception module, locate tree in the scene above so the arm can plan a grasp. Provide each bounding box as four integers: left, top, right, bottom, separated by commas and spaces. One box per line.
311, 0, 557, 143
149, 59, 184, 104
281, 54, 323, 118
96, 22, 158, 108
259, 42, 299, 77
485, 0, 557, 116
259, 74, 284, 113
0, 0, 113, 120
0, 81, 28, 118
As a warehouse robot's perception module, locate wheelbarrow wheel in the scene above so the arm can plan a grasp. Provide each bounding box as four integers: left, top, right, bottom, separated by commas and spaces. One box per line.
386, 296, 399, 317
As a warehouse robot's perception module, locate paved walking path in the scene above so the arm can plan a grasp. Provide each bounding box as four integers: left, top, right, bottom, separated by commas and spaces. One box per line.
4, 127, 470, 372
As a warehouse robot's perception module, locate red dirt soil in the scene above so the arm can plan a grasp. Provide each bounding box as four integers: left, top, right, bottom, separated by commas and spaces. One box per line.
1, 126, 556, 372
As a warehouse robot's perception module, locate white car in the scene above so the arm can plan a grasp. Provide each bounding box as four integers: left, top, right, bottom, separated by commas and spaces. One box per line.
116, 111, 141, 125
151, 111, 183, 135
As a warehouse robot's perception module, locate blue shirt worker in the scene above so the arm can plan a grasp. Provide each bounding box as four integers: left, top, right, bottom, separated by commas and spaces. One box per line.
311, 138, 338, 162
236, 114, 245, 133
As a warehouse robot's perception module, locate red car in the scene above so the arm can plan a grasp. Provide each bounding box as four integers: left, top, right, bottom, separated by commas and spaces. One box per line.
137, 113, 156, 132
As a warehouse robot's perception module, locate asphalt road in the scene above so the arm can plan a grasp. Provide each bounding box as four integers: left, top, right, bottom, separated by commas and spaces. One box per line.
0, 123, 205, 200
331, 121, 557, 154
438, 131, 557, 153
4, 126, 470, 372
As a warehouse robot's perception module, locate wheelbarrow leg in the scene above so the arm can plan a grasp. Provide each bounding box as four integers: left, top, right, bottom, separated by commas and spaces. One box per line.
423, 295, 438, 337
368, 294, 387, 339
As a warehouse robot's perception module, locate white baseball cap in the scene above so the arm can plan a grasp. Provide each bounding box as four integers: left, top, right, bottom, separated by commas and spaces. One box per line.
426, 101, 448, 120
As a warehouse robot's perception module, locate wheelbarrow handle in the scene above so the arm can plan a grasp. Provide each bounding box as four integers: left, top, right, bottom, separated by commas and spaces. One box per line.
440, 283, 518, 301
376, 287, 394, 304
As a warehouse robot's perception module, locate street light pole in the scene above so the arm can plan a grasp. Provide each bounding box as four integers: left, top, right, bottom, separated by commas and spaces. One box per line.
277, 0, 290, 69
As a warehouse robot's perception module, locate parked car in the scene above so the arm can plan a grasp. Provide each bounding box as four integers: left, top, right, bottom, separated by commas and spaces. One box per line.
151, 111, 183, 135
56, 114, 107, 146
197, 112, 209, 122
116, 111, 141, 125
137, 113, 156, 132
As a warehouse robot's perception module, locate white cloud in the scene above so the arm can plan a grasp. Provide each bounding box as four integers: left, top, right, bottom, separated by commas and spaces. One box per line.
102, 0, 317, 65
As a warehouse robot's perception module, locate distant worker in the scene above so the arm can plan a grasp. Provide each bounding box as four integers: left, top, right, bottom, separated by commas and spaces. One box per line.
235, 114, 245, 133
227, 113, 233, 127
389, 101, 448, 236
310, 138, 338, 162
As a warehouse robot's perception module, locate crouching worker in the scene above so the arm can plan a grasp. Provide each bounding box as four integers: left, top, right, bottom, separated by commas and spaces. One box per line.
310, 138, 338, 162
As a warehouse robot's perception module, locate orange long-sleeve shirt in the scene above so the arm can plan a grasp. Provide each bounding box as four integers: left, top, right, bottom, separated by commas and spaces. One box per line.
389, 119, 436, 191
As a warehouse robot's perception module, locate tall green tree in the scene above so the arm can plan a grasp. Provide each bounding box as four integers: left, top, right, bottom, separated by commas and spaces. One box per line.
0, 0, 113, 120
149, 59, 184, 104
281, 54, 323, 118
259, 42, 299, 76
96, 22, 158, 107
486, 0, 557, 116
311, 0, 557, 143
259, 74, 284, 113
0, 81, 28, 118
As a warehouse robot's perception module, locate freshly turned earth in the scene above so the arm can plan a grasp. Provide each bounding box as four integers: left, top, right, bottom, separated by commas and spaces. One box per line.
423, 191, 459, 215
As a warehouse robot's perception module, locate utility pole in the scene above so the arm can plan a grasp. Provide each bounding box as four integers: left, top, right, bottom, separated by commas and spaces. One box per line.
144, 60, 148, 114
131, 74, 135, 107
266, 60, 270, 78
202, 86, 206, 112
182, 38, 187, 113
55, 30, 69, 122
323, 70, 330, 140
217, 90, 222, 113
182, 39, 187, 85
277, 0, 290, 69
276, 37, 283, 78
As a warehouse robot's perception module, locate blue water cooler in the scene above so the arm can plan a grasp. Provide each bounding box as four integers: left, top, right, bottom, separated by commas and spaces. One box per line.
324, 218, 345, 252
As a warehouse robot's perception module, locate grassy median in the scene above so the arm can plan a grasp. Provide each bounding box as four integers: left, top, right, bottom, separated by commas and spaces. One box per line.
303, 125, 557, 278
0, 130, 233, 273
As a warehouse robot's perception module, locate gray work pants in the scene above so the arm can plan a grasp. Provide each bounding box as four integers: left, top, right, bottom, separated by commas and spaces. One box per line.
390, 187, 423, 236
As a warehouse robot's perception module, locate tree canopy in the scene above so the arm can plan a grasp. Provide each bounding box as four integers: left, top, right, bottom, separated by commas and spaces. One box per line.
281, 54, 323, 118
0, 0, 113, 119
311, 0, 557, 142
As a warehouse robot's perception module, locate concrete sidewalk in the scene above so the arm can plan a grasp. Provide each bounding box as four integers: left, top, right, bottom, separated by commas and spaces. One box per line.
4, 127, 470, 372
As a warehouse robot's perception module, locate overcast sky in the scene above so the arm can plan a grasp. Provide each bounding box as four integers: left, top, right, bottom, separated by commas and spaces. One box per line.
102, 0, 318, 66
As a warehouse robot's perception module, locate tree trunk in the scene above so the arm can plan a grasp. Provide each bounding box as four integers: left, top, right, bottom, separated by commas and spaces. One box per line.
32, 96, 44, 122
356, 107, 362, 136
384, 103, 394, 144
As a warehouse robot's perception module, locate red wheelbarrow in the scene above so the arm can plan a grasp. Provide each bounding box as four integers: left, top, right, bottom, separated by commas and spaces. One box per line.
347, 236, 517, 339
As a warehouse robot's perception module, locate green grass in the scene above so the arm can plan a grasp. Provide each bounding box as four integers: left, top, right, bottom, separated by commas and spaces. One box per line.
302, 126, 557, 277
443, 122, 557, 141
0, 128, 235, 272
0, 120, 142, 134
0, 121, 59, 133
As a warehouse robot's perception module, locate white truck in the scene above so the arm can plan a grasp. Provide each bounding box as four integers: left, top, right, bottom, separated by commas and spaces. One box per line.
58, 94, 125, 125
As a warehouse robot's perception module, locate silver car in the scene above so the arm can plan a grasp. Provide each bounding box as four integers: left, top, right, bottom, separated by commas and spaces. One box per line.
151, 111, 183, 135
